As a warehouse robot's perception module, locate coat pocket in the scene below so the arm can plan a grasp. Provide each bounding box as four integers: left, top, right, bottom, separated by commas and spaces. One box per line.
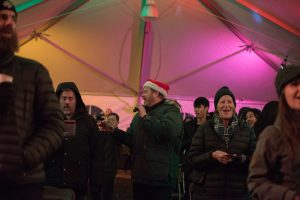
189, 170, 207, 185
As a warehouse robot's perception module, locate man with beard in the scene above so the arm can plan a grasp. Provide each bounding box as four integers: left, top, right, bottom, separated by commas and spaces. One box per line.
0, 1, 64, 200
44, 82, 99, 200
106, 79, 183, 200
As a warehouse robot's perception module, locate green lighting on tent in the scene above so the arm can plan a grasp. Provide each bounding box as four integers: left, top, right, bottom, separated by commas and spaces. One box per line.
15, 0, 44, 12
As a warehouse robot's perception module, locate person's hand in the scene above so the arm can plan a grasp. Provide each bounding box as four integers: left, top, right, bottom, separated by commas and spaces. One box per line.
97, 121, 115, 132
136, 104, 147, 118
212, 150, 232, 164
294, 195, 300, 200
0, 74, 13, 83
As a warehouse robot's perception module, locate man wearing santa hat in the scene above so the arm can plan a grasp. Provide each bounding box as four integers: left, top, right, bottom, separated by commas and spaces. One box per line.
110, 79, 183, 200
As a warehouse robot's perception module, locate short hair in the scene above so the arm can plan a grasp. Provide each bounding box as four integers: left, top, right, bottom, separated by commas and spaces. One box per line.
193, 97, 209, 108
108, 112, 119, 122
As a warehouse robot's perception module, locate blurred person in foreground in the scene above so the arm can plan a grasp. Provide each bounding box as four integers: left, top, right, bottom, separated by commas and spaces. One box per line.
189, 86, 256, 200
0, 1, 64, 199
248, 65, 300, 200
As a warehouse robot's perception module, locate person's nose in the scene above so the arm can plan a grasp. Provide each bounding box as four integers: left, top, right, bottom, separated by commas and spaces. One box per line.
64, 99, 70, 104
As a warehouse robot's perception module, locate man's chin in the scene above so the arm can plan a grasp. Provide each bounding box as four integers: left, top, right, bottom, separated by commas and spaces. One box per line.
0, 32, 19, 53
63, 111, 71, 116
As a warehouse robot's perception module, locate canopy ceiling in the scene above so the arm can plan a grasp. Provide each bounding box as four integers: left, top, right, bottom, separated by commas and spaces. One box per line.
14, 0, 300, 103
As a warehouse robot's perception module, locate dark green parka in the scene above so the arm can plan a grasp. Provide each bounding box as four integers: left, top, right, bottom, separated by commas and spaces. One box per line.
114, 99, 183, 188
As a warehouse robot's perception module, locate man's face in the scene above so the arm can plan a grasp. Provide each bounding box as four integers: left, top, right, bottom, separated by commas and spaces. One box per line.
141, 87, 157, 106
60, 90, 77, 119
194, 105, 208, 119
0, 10, 18, 52
216, 95, 235, 120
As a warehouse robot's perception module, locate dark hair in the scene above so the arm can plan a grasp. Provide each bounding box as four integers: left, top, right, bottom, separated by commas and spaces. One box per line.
246, 108, 261, 120
279, 95, 300, 158
254, 101, 278, 137
238, 107, 250, 120
194, 97, 209, 108
108, 112, 119, 122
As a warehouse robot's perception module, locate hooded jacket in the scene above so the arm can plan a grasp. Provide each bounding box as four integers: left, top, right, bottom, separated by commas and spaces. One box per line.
44, 82, 99, 193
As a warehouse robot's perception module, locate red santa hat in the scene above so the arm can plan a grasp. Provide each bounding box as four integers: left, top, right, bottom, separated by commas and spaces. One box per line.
143, 79, 170, 97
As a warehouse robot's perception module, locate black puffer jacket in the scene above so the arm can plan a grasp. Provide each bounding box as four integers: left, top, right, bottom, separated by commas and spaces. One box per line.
44, 82, 98, 193
0, 54, 64, 184
189, 118, 256, 200
0, 82, 22, 185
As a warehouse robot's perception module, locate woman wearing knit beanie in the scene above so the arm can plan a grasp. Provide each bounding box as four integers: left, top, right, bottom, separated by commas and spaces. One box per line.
188, 86, 256, 200
248, 64, 300, 200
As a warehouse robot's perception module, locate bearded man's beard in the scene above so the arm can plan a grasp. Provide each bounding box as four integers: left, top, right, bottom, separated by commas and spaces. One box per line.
0, 28, 19, 53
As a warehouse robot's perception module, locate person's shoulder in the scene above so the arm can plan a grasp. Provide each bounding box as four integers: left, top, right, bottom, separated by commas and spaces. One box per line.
163, 99, 181, 110
184, 119, 195, 126
15, 56, 43, 66
259, 125, 280, 141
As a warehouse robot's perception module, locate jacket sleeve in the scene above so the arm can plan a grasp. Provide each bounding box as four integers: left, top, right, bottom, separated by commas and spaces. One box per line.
23, 66, 64, 170
188, 125, 217, 170
247, 126, 297, 200
113, 125, 133, 148
142, 105, 183, 142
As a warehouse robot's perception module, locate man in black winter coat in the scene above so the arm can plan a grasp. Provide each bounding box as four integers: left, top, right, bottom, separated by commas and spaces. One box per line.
44, 82, 99, 200
0, 1, 64, 199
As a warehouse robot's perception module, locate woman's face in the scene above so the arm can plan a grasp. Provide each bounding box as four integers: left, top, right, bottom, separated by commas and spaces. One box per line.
246, 111, 257, 127
217, 95, 235, 120
284, 78, 300, 111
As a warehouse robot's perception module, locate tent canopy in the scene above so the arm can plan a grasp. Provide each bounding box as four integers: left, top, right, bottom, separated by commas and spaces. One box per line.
14, 0, 300, 103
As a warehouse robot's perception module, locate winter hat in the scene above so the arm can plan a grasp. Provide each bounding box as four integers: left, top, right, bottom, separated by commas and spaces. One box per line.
275, 65, 300, 96
0, 1, 17, 16
214, 86, 236, 109
194, 97, 209, 108
143, 79, 170, 97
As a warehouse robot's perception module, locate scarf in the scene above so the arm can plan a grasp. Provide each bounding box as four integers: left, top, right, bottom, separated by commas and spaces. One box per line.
213, 113, 239, 148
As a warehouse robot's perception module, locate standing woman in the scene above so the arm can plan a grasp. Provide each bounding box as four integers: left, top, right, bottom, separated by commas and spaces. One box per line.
189, 86, 256, 200
248, 65, 300, 200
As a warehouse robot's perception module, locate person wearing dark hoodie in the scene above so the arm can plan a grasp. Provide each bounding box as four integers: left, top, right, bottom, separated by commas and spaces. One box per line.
44, 82, 99, 200
0, 1, 64, 199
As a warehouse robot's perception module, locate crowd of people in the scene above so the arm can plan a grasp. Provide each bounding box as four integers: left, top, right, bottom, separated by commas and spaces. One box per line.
1, 0, 300, 200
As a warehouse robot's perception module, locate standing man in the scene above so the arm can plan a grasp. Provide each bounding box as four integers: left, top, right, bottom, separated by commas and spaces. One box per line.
0, 1, 64, 199
109, 79, 183, 200
90, 112, 121, 200
44, 82, 99, 200
181, 97, 209, 200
